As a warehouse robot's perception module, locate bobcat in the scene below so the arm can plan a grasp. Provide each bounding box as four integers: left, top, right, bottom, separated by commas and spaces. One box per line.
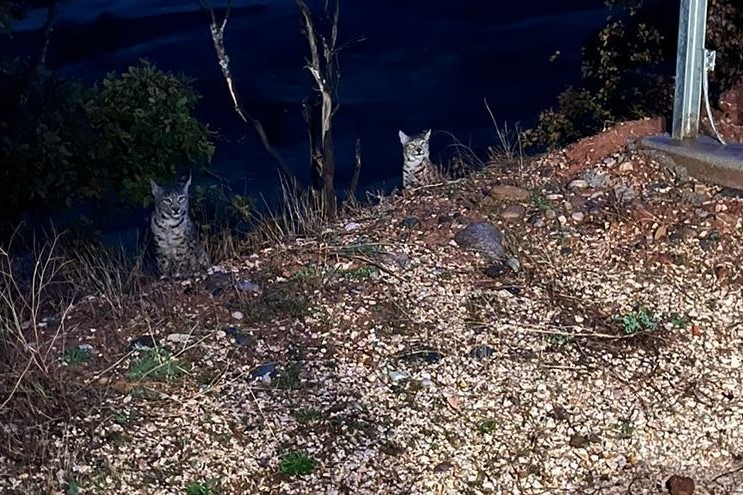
399, 129, 441, 189
150, 175, 209, 277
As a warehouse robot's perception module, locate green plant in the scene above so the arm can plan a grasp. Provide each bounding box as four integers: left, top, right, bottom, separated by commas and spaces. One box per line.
616, 418, 635, 439
279, 451, 317, 476
531, 192, 552, 212
341, 264, 379, 281
62, 347, 91, 366
293, 408, 323, 424
185, 479, 220, 495
617, 305, 657, 335
277, 362, 303, 390
66, 479, 81, 495
669, 313, 691, 329
86, 59, 214, 204
113, 411, 131, 424
127, 348, 184, 382
477, 419, 499, 434
547, 333, 573, 349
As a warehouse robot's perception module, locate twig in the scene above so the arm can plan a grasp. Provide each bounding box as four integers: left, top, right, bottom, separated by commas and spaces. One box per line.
197, 0, 300, 194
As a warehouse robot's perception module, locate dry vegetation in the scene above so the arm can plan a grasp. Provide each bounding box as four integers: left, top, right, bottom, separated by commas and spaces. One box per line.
1, 121, 742, 494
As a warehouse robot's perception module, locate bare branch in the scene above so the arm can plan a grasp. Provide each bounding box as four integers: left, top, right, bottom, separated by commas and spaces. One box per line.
349, 138, 362, 198
197, 0, 300, 193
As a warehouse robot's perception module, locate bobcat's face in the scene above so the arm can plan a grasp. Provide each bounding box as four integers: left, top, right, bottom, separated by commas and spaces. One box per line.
399, 129, 431, 164
150, 177, 191, 219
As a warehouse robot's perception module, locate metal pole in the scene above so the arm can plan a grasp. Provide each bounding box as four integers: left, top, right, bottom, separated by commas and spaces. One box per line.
672, 0, 709, 140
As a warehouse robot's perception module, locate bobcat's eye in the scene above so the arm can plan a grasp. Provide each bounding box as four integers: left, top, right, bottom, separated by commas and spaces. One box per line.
163, 198, 172, 204
178, 196, 185, 203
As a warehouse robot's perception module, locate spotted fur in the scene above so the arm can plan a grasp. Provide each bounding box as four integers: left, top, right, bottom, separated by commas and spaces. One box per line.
399, 129, 441, 189
150, 176, 209, 277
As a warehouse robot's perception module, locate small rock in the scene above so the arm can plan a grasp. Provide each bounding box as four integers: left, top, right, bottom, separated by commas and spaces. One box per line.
78, 344, 94, 353
602, 156, 617, 167
454, 222, 505, 260
544, 209, 557, 219
399, 217, 422, 229
568, 179, 588, 190
618, 161, 634, 172
402, 350, 442, 364
581, 169, 610, 188
249, 362, 277, 381
344, 222, 361, 231
571, 212, 585, 222
505, 257, 520, 272
489, 184, 531, 201
484, 262, 505, 278
433, 461, 454, 473
469, 345, 495, 359
666, 475, 695, 495
205, 272, 232, 297
130, 335, 157, 351
231, 311, 244, 321
236, 279, 262, 294
613, 182, 637, 204
558, 215, 567, 226
501, 204, 526, 220
225, 327, 251, 346
166, 333, 191, 344
388, 370, 409, 382
569, 433, 590, 448
654, 224, 668, 240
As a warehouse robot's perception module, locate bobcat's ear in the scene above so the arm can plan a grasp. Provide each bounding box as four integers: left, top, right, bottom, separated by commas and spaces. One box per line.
184, 174, 192, 193
150, 179, 162, 197
423, 129, 431, 140
398, 130, 410, 144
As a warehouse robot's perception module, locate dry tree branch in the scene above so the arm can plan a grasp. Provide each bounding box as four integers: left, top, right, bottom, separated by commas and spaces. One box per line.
349, 138, 362, 198
197, 0, 300, 194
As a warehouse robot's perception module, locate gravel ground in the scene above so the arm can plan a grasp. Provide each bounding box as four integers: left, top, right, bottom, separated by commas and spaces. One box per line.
2, 134, 742, 494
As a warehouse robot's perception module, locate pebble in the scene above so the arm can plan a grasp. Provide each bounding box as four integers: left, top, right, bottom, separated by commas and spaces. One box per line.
571, 212, 585, 222
344, 222, 361, 231
568, 179, 588, 190
558, 215, 567, 225
618, 161, 634, 172
166, 333, 191, 344
231, 311, 244, 320
388, 370, 409, 382
489, 185, 531, 201
501, 204, 526, 220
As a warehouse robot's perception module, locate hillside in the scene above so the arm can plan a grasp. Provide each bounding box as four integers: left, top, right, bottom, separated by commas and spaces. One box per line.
1, 120, 742, 494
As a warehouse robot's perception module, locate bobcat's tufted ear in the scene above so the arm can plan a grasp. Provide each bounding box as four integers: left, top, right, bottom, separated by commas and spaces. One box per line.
398, 130, 410, 145
184, 173, 192, 193
150, 179, 163, 197
423, 129, 431, 140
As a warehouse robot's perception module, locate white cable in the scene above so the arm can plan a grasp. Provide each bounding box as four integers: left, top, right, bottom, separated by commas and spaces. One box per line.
703, 48, 726, 145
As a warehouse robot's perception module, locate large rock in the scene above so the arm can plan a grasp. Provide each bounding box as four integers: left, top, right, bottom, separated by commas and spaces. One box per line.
454, 222, 505, 260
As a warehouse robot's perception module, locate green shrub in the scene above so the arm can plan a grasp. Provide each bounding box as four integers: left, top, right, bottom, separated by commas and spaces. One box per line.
86, 59, 214, 204
0, 57, 214, 230
527, 0, 743, 149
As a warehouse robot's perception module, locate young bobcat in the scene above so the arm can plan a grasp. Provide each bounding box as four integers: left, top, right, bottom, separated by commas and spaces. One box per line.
399, 129, 441, 189
150, 175, 209, 277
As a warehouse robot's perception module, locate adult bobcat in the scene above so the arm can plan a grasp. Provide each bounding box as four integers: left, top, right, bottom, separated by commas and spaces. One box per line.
399, 129, 442, 189
150, 175, 209, 277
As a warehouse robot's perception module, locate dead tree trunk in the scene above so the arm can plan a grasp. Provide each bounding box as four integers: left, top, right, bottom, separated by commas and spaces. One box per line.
296, 0, 341, 219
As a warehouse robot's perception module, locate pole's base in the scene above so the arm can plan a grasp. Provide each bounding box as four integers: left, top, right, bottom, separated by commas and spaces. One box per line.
640, 134, 743, 190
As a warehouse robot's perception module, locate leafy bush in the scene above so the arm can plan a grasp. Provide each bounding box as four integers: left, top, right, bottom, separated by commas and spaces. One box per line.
86, 59, 214, 204
0, 57, 213, 231
527, 0, 743, 149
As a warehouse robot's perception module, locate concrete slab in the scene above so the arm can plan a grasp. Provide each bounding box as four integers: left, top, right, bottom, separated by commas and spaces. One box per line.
640, 134, 743, 190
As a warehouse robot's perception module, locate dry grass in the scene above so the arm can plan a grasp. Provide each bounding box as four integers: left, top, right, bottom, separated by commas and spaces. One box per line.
0, 235, 78, 468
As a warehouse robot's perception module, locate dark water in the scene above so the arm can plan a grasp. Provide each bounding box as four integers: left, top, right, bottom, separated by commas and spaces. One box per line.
7, 0, 608, 242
